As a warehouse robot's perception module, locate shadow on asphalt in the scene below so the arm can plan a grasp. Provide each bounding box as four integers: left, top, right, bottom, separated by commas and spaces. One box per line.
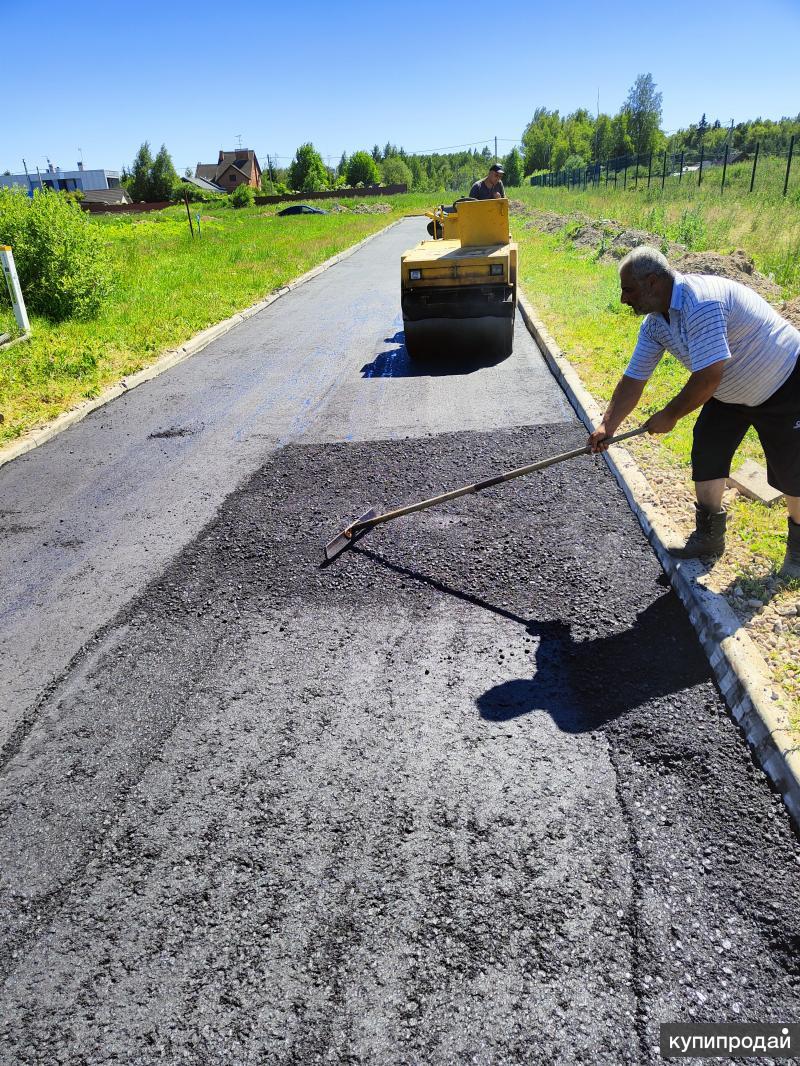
477, 595, 710, 733
360, 332, 508, 378
354, 546, 710, 733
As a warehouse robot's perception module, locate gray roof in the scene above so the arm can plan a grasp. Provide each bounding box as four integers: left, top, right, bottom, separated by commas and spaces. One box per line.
182, 175, 225, 193
81, 187, 132, 204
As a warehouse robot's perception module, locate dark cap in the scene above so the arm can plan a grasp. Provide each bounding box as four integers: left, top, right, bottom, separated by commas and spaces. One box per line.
490, 163, 505, 173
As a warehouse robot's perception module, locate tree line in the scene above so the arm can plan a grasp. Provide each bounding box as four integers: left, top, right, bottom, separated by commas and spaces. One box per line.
120, 76, 799, 203
119, 139, 524, 202
270, 142, 524, 195
522, 73, 800, 174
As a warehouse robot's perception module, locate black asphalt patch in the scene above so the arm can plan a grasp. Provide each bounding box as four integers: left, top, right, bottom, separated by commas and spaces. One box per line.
0, 422, 798, 1065
147, 425, 198, 439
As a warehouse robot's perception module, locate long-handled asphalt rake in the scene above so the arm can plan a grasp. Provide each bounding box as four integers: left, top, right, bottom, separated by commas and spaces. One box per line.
323, 426, 647, 563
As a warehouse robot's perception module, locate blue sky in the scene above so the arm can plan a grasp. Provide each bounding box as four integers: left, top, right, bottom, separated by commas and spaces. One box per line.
2, 0, 799, 176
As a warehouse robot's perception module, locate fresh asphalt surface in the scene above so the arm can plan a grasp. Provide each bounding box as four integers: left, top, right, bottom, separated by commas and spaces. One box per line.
0, 218, 798, 1064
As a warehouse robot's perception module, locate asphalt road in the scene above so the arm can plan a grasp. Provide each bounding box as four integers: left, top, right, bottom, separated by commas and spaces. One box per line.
0, 218, 798, 1065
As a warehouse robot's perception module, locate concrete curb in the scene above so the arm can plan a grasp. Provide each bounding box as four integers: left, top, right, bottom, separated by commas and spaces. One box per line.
518, 290, 800, 829
0, 217, 407, 472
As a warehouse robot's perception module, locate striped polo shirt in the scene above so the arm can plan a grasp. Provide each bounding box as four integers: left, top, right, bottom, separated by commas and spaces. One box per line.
625, 272, 800, 406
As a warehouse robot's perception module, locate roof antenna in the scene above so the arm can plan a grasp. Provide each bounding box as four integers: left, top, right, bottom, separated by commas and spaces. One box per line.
236, 134, 243, 150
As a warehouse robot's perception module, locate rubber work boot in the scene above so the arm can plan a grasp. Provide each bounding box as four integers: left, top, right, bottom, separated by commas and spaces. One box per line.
779, 518, 800, 580
670, 503, 727, 559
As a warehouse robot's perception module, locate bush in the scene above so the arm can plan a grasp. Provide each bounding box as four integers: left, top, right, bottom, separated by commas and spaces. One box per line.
229, 183, 255, 208
259, 179, 291, 197
0, 187, 111, 321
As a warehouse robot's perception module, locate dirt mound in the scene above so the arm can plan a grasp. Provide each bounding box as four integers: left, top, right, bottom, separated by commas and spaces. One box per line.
675, 250, 781, 300
525, 211, 578, 234
517, 214, 781, 301
570, 223, 607, 249
780, 297, 800, 328
352, 202, 391, 214
507, 199, 531, 217
612, 228, 662, 251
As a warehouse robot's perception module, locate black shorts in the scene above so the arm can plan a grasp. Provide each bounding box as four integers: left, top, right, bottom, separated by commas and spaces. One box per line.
691, 355, 800, 495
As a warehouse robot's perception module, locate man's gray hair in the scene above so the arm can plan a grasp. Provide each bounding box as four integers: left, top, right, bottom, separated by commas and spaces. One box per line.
619, 245, 674, 280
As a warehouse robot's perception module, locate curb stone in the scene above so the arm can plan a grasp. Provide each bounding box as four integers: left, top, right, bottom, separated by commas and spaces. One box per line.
0, 217, 407, 472
518, 290, 800, 830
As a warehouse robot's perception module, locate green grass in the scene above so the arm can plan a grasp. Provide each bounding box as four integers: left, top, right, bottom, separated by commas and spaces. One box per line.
0, 194, 434, 443
510, 168, 800, 297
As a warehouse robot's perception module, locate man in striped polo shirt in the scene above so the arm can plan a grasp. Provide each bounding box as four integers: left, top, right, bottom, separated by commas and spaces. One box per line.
588, 246, 800, 579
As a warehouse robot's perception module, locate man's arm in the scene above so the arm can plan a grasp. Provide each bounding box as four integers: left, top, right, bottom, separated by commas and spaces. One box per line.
589, 362, 726, 451
645, 361, 725, 433
588, 374, 647, 452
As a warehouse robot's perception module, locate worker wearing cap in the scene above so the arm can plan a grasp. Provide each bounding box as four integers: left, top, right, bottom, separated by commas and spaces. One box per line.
588, 245, 800, 579
469, 164, 506, 200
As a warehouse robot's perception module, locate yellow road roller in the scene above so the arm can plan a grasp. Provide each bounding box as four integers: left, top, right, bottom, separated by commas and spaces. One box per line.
400, 197, 518, 361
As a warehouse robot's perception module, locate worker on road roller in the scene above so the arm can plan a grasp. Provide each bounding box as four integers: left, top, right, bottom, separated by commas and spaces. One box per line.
400, 196, 517, 363
469, 162, 506, 200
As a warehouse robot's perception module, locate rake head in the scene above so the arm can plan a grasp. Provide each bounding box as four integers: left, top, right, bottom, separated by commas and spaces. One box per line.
323, 508, 377, 563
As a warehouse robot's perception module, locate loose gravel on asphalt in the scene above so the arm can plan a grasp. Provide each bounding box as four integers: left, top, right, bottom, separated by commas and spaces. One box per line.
1, 424, 798, 1065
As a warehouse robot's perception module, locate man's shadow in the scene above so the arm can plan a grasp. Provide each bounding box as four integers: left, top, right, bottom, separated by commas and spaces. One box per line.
352, 545, 710, 733
477, 594, 709, 732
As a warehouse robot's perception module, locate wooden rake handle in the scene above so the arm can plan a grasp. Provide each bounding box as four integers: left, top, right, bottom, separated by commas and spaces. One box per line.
354, 425, 647, 535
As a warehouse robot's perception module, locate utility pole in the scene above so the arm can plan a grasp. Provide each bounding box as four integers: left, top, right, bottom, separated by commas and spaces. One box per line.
22, 158, 32, 193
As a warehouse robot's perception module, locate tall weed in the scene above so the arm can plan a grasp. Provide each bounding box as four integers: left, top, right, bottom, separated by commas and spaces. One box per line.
673, 207, 707, 250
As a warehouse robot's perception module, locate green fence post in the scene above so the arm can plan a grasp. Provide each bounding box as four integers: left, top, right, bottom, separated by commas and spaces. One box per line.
661, 150, 667, 191
698, 145, 704, 185
721, 144, 728, 194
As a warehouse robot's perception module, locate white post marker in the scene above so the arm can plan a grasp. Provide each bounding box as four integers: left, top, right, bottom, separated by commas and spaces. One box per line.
0, 246, 30, 334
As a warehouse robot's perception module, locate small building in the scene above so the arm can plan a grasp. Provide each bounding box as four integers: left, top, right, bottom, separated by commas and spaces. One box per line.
0, 162, 122, 193
195, 150, 262, 192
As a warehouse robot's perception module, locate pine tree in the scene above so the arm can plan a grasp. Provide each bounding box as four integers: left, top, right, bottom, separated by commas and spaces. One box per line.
502, 147, 523, 187
129, 142, 154, 202
150, 144, 179, 201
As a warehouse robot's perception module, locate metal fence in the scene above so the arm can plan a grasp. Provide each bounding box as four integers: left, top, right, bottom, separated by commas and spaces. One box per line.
530, 137, 797, 197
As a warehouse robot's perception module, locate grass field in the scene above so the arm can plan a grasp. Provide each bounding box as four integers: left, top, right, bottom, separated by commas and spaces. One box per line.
0, 194, 433, 443
511, 165, 800, 296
